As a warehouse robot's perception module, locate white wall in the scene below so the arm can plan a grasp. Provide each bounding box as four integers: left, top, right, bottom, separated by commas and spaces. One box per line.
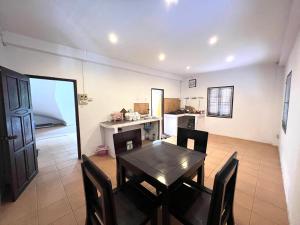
0, 41, 180, 156
30, 78, 76, 126
279, 31, 300, 225
181, 64, 283, 145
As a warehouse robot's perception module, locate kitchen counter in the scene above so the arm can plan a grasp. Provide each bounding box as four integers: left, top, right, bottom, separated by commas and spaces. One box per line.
164, 113, 205, 118
100, 117, 162, 158
164, 113, 205, 136
100, 117, 161, 129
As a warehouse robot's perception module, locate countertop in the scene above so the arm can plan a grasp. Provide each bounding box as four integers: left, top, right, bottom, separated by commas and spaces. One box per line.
100, 117, 161, 129
164, 113, 205, 118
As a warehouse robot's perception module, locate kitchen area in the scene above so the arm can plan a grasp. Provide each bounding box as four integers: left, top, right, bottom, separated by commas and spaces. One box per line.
99, 95, 206, 157
163, 97, 205, 136
100, 102, 162, 157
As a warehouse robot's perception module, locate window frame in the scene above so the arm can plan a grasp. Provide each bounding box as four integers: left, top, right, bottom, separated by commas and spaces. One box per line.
207, 86, 234, 119
282, 72, 292, 134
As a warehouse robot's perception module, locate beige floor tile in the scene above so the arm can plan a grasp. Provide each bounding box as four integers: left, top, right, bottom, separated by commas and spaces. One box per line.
0, 190, 37, 225
250, 212, 280, 225
35, 171, 60, 186
38, 160, 56, 169
8, 212, 38, 225
37, 182, 66, 209
234, 205, 251, 225
58, 164, 81, 178
51, 212, 77, 225
204, 163, 217, 177
204, 177, 214, 189
255, 185, 287, 209
0, 211, 38, 225
235, 191, 254, 210
61, 172, 82, 186
67, 191, 85, 211
236, 180, 256, 197
256, 176, 284, 193
37, 165, 58, 177
238, 166, 259, 177
252, 198, 289, 225
38, 198, 72, 225
56, 159, 80, 170
238, 172, 257, 186
74, 205, 86, 225
64, 179, 84, 196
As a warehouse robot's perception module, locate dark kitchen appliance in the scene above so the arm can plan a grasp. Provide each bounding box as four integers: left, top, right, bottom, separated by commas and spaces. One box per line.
178, 116, 195, 130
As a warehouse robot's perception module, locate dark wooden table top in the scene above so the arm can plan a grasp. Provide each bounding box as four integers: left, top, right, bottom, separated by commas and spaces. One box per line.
117, 141, 206, 189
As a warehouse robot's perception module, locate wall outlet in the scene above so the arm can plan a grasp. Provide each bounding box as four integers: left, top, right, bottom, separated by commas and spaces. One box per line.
78, 93, 90, 105
79, 94, 88, 101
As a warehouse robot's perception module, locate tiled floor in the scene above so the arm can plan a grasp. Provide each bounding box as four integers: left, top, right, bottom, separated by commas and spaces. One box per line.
0, 134, 289, 225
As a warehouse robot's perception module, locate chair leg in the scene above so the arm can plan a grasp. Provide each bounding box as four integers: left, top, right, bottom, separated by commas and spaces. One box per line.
150, 210, 158, 225
227, 211, 235, 225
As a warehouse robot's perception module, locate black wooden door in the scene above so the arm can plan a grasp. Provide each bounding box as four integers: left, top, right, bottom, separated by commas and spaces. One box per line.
0, 67, 38, 201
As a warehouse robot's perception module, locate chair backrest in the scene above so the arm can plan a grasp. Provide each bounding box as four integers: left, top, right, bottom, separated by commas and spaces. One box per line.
81, 155, 117, 225
207, 152, 239, 225
113, 129, 142, 155
177, 127, 208, 153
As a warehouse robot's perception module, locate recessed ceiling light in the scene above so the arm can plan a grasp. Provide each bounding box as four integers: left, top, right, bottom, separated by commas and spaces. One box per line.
209, 35, 219, 46
186, 66, 190, 70
226, 55, 235, 62
108, 32, 118, 44
158, 53, 166, 61
165, 0, 178, 7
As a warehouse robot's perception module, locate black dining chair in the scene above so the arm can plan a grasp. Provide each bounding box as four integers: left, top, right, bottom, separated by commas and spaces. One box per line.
113, 129, 142, 155
177, 127, 209, 185
113, 129, 144, 185
81, 155, 159, 225
168, 152, 239, 225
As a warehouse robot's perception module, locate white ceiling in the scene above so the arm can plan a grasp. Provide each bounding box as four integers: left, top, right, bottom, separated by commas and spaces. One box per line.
0, 0, 292, 75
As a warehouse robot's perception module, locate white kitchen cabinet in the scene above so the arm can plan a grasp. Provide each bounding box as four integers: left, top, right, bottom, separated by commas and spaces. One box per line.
164, 113, 204, 136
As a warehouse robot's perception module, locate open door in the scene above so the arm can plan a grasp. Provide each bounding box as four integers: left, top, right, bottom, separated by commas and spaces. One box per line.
151, 88, 164, 133
0, 66, 38, 201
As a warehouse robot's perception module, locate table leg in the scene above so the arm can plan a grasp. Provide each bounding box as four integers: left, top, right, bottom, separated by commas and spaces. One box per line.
162, 190, 170, 225
197, 164, 205, 185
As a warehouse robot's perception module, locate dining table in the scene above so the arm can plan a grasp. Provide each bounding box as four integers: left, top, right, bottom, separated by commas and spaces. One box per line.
116, 140, 206, 225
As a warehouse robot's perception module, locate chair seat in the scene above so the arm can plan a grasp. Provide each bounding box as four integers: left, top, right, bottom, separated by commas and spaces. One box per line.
114, 183, 158, 225
169, 181, 212, 225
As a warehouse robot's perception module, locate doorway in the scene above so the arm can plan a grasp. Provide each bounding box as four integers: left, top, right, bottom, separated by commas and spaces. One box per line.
151, 88, 164, 133
28, 75, 81, 159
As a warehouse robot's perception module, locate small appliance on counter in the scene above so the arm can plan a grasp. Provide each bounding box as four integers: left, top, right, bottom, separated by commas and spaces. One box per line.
125, 111, 141, 121
110, 112, 123, 122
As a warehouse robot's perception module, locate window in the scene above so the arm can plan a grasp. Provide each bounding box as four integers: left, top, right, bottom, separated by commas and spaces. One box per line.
207, 86, 234, 118
282, 72, 292, 133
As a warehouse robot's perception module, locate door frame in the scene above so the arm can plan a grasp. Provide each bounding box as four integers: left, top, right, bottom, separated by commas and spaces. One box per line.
151, 88, 164, 133
27, 75, 82, 159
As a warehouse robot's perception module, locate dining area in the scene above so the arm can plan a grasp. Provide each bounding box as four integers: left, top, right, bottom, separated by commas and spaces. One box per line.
0, 125, 287, 225
82, 127, 239, 225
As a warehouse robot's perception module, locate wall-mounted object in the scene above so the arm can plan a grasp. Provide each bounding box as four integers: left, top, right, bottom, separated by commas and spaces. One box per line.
78, 93, 93, 105
282, 71, 292, 133
134, 103, 149, 115
189, 79, 197, 88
